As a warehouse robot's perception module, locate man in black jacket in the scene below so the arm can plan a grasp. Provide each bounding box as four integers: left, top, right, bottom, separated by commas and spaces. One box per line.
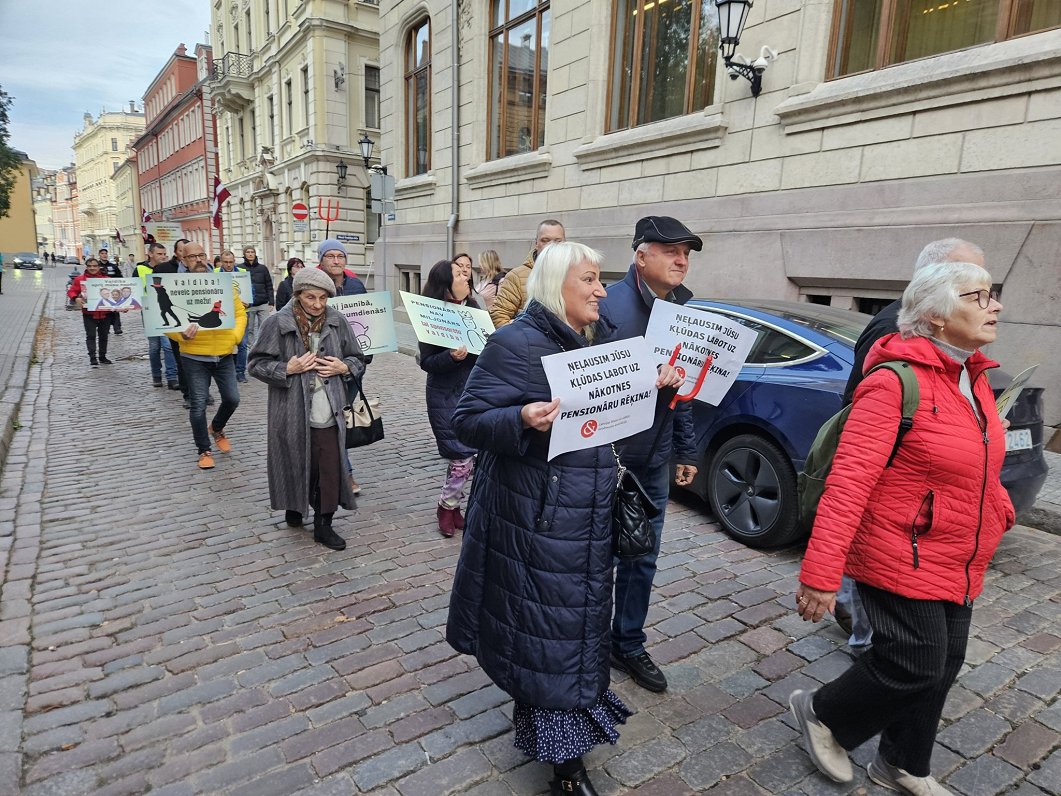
98, 248, 124, 334
152, 239, 192, 397
241, 246, 274, 345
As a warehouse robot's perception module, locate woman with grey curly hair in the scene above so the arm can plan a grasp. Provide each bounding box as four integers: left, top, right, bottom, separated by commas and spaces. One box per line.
789, 260, 1014, 795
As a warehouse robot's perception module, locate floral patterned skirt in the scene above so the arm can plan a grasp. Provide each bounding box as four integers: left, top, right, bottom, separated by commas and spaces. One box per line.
512, 689, 632, 763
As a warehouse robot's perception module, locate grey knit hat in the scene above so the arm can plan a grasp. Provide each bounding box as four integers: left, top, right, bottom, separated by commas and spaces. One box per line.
293, 267, 337, 296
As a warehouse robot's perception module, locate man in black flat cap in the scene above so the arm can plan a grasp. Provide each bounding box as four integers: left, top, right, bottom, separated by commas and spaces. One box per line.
599, 215, 703, 693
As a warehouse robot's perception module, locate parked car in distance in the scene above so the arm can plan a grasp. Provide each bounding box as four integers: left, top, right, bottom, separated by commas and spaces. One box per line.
677, 299, 1047, 548
64, 256, 80, 265
12, 252, 44, 270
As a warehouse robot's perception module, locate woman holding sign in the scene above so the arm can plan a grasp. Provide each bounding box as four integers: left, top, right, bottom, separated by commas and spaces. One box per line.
248, 267, 365, 552
419, 259, 484, 537
446, 242, 681, 796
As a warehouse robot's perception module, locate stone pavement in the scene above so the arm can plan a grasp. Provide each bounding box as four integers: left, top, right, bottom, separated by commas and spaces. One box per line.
0, 265, 50, 467
0, 276, 1058, 795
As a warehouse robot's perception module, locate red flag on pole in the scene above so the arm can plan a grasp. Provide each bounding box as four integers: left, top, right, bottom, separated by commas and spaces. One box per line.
115, 228, 124, 244
211, 176, 231, 230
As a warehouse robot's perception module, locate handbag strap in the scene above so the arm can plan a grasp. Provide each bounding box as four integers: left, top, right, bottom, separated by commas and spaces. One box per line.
610, 443, 627, 486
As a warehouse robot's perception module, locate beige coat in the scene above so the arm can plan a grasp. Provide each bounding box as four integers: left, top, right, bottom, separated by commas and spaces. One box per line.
488, 250, 535, 328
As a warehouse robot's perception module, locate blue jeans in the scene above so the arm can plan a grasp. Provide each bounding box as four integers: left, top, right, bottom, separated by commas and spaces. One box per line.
149, 335, 177, 382
182, 355, 240, 454
235, 336, 248, 377
612, 460, 670, 657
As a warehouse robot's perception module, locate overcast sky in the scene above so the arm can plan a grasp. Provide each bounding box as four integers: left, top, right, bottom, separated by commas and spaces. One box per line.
0, 0, 211, 169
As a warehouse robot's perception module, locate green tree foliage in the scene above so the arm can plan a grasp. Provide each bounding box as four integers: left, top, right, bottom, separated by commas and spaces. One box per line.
0, 86, 22, 220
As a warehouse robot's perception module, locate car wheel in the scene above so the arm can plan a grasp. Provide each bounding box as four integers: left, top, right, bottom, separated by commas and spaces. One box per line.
707, 433, 801, 548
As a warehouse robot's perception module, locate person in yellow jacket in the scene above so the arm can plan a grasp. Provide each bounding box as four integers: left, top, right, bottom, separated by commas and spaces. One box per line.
166, 242, 248, 470
488, 219, 565, 328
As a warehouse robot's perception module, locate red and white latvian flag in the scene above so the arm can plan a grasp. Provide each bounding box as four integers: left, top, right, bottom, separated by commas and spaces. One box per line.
115, 228, 124, 244
211, 176, 231, 230
141, 210, 153, 244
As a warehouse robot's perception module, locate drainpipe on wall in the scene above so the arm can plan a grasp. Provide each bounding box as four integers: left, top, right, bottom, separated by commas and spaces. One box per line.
448, 0, 459, 256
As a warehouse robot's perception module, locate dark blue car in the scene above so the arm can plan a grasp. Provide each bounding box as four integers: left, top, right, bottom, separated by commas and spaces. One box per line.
679, 299, 1047, 548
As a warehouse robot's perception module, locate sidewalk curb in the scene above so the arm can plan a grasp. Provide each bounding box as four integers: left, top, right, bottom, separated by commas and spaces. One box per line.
0, 290, 48, 474
1018, 500, 1061, 537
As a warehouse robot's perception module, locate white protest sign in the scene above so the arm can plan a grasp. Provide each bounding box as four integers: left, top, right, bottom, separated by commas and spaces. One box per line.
542, 337, 658, 461
226, 270, 252, 306
81, 278, 144, 311
645, 301, 756, 406
141, 272, 236, 337
400, 291, 494, 354
329, 292, 398, 355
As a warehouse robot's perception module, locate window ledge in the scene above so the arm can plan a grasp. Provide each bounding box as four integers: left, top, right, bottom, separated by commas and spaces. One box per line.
775, 29, 1061, 133
464, 149, 552, 189
573, 106, 727, 169
395, 172, 437, 198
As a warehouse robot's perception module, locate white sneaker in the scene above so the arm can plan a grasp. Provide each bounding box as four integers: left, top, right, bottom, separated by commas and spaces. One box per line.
788, 689, 853, 783
868, 754, 953, 795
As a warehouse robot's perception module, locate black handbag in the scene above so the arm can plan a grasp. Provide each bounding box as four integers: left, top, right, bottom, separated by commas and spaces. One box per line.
611, 446, 660, 559
343, 379, 384, 448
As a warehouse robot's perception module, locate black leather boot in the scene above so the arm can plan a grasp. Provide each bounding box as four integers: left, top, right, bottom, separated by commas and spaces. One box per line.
285, 511, 303, 527
313, 513, 346, 550
550, 759, 598, 796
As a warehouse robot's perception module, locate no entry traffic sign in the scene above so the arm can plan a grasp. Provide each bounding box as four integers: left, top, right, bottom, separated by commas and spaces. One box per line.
292, 202, 309, 220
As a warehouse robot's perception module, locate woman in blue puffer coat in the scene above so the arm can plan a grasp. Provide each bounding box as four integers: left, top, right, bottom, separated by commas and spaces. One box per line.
419, 258, 483, 537
447, 241, 682, 796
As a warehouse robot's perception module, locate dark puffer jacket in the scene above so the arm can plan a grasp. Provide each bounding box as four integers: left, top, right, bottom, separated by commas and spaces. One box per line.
419, 332, 478, 461
446, 301, 618, 711
598, 265, 697, 470
243, 260, 274, 306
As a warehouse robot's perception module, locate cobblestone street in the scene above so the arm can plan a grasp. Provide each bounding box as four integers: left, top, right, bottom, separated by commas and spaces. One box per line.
0, 272, 1058, 795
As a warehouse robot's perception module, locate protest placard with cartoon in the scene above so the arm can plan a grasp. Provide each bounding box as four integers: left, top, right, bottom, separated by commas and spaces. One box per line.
399, 291, 494, 354
330, 292, 398, 355
141, 273, 236, 336
81, 278, 144, 312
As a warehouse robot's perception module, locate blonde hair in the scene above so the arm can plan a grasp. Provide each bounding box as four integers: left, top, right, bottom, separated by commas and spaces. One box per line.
526, 241, 604, 335
477, 250, 502, 281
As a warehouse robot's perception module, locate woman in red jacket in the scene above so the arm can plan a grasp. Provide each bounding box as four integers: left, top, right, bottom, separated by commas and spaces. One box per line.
67, 257, 112, 367
789, 260, 1014, 796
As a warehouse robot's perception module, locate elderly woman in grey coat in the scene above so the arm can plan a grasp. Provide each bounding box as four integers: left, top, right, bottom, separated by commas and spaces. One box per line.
248, 267, 365, 550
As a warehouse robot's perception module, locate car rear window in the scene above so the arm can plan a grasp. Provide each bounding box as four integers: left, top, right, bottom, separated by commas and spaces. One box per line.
737, 301, 869, 344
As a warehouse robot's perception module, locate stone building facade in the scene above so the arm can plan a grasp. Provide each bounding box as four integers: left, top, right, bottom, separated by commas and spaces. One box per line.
133, 43, 219, 257
73, 107, 146, 257
52, 167, 80, 259
0, 152, 39, 254
210, 0, 382, 277
377, 0, 1061, 425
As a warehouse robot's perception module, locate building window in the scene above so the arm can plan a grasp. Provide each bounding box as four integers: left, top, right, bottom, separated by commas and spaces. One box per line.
830, 0, 1061, 78
264, 0, 271, 34
608, 0, 717, 133
111, 137, 118, 151
267, 95, 275, 146
245, 8, 253, 51
285, 79, 293, 136
398, 265, 422, 294
404, 18, 431, 176
238, 115, 246, 160
488, 1, 550, 159
301, 66, 309, 128
365, 65, 380, 129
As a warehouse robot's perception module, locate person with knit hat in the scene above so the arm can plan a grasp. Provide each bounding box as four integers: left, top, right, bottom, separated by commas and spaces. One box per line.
248, 265, 366, 551
317, 239, 367, 296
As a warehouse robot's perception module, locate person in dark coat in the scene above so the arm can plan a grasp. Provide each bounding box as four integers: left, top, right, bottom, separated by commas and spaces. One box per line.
242, 246, 274, 346
248, 267, 366, 551
418, 258, 483, 537
274, 257, 306, 310
597, 216, 701, 694
447, 241, 682, 796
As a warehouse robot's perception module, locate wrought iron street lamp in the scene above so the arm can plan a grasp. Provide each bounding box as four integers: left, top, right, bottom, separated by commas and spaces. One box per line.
336, 159, 348, 188
714, 0, 777, 97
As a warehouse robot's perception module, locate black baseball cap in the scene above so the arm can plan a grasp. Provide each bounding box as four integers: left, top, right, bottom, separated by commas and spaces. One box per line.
632, 216, 703, 251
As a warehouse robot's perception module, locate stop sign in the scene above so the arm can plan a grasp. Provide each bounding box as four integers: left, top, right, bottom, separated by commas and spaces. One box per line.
292, 202, 309, 220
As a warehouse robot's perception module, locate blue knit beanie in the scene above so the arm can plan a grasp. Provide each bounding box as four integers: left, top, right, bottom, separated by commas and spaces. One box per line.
318, 239, 347, 259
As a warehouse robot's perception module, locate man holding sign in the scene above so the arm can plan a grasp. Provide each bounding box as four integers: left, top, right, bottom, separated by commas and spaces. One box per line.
599, 216, 703, 693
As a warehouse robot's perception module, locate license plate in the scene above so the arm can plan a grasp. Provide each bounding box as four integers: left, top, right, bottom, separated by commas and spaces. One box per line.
1005, 428, 1032, 452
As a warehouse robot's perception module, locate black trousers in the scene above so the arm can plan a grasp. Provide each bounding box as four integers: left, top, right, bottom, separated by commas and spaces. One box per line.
813, 582, 971, 776
82, 315, 110, 360
309, 427, 341, 516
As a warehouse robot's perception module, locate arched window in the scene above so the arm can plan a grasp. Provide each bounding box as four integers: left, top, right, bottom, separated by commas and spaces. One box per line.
405, 18, 431, 176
